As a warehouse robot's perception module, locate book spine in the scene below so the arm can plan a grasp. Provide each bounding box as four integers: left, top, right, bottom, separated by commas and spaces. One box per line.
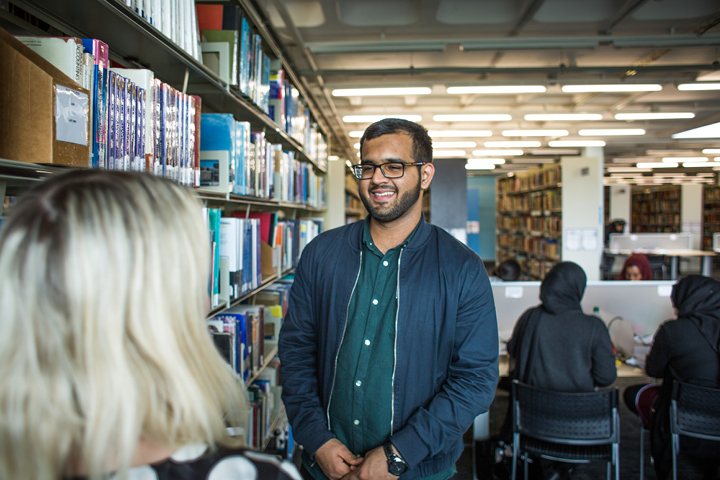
191, 95, 202, 188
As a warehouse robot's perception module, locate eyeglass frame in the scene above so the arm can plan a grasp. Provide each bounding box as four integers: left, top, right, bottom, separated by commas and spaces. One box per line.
352, 161, 427, 180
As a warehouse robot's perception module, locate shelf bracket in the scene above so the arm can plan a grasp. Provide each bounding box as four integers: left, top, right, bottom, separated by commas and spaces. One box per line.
182, 67, 189, 94
0, 180, 6, 217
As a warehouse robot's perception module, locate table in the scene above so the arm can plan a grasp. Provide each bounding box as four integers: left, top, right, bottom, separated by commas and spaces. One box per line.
607, 249, 716, 279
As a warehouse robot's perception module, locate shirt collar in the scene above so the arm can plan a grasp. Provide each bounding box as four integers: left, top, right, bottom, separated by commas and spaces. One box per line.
362, 218, 422, 253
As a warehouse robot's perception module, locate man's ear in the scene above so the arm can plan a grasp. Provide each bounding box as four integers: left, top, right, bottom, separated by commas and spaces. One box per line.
420, 163, 434, 190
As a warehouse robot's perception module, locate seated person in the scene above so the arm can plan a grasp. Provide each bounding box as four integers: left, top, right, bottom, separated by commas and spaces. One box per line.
623, 275, 720, 480
604, 219, 626, 247
618, 253, 652, 281
0, 170, 301, 480
498, 262, 617, 479
489, 259, 521, 282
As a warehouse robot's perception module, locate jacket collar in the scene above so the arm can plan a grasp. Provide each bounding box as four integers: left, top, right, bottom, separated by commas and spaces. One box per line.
348, 214, 432, 252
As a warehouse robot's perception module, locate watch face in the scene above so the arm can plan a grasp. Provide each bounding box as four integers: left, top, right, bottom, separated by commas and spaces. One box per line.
389, 458, 408, 475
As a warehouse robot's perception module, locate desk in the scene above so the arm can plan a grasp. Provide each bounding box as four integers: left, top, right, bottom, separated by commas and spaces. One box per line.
607, 249, 716, 279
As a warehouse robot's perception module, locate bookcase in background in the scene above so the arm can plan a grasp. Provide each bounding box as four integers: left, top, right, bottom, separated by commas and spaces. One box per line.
496, 164, 562, 280
631, 185, 681, 233
345, 171, 365, 224
703, 185, 720, 249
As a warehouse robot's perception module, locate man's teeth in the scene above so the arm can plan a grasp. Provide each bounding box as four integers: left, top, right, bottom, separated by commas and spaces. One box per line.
375, 192, 393, 197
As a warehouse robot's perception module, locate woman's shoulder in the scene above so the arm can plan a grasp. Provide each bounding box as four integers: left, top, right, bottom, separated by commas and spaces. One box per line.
126, 445, 302, 480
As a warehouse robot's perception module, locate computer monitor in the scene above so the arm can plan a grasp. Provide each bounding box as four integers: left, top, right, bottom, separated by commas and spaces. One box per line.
608, 233, 692, 252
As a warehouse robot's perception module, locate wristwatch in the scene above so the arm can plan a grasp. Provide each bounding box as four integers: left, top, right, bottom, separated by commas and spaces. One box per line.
383, 442, 408, 476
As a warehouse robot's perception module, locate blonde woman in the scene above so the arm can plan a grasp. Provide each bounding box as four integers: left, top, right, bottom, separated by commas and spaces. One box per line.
0, 170, 301, 480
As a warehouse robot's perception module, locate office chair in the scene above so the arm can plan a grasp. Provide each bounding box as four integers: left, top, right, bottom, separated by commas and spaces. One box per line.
599, 253, 615, 280
670, 381, 720, 480
634, 384, 659, 480
645, 254, 667, 280
511, 381, 620, 480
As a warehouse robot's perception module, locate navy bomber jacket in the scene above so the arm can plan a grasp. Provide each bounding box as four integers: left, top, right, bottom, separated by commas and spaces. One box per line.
278, 216, 499, 479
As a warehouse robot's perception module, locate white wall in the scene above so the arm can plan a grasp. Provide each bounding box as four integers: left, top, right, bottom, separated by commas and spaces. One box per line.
681, 184, 703, 271
609, 185, 631, 231
561, 147, 604, 281
322, 159, 347, 230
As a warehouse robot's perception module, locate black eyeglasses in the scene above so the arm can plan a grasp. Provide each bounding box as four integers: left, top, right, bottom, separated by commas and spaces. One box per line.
353, 162, 426, 180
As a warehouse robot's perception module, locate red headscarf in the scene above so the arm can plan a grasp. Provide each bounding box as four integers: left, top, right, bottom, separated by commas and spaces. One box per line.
618, 253, 652, 280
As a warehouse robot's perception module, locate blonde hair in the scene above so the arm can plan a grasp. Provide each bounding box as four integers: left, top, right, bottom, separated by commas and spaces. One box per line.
0, 170, 246, 480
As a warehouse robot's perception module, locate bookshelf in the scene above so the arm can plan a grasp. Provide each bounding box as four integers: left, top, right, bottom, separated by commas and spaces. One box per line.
345, 172, 365, 223
703, 185, 720, 249
631, 185, 681, 233
0, 0, 330, 460
496, 164, 562, 280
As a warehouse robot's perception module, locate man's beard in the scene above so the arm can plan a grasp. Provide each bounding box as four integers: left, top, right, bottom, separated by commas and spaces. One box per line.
359, 177, 421, 222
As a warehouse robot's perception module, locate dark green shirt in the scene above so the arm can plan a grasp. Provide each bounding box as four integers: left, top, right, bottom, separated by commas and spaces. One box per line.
304, 220, 454, 480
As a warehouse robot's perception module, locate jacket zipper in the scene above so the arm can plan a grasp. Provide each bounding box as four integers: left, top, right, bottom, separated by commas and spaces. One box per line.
390, 247, 405, 435
326, 250, 363, 431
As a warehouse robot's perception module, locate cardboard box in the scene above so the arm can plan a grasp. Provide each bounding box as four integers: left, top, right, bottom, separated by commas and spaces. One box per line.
0, 26, 91, 166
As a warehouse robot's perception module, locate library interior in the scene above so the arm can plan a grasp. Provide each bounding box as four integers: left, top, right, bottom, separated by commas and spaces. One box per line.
1, 1, 720, 479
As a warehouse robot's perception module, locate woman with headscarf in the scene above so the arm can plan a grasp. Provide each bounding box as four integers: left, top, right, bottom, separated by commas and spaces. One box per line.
624, 275, 720, 479
618, 253, 653, 281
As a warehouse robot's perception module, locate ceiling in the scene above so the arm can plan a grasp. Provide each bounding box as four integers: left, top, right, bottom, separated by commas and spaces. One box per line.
256, 0, 720, 182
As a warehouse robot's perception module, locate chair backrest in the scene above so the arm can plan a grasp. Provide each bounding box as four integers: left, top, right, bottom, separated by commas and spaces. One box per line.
671, 381, 720, 442
512, 380, 620, 446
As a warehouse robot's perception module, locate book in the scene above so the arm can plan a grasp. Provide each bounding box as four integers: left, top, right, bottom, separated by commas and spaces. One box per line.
16, 36, 84, 85
82, 39, 109, 169
111, 68, 155, 172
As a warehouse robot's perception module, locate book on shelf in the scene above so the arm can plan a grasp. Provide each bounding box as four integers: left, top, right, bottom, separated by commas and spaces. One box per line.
80, 39, 109, 169
15, 36, 85, 86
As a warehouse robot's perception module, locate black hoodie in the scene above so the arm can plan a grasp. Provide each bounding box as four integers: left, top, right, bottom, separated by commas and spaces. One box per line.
507, 261, 617, 392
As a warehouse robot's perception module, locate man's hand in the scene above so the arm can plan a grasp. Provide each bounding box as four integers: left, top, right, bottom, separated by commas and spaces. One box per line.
314, 439, 363, 480
341, 445, 397, 480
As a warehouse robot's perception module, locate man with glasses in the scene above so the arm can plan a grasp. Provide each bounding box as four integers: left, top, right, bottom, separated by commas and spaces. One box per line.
279, 118, 498, 480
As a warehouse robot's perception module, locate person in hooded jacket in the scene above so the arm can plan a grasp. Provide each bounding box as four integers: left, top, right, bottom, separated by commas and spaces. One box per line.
496, 262, 617, 479
623, 275, 720, 480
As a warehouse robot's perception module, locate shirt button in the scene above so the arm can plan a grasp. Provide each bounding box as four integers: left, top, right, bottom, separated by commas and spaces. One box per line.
354, 419, 360, 426
356, 380, 362, 387
372, 299, 379, 305
383, 260, 389, 266
364, 339, 371, 346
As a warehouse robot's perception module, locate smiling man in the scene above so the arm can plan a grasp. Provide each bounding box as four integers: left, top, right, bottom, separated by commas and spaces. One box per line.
279, 118, 499, 480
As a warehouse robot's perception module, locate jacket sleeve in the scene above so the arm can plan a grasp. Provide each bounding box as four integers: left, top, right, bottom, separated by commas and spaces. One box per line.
591, 319, 618, 387
390, 261, 499, 469
645, 322, 671, 379
278, 246, 336, 458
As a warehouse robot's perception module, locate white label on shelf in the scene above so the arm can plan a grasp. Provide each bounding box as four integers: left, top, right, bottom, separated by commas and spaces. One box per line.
505, 286, 523, 298
55, 85, 89, 146
657, 285, 673, 297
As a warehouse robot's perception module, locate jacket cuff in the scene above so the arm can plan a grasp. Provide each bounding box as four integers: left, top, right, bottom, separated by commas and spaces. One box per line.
389, 425, 430, 470
300, 429, 337, 460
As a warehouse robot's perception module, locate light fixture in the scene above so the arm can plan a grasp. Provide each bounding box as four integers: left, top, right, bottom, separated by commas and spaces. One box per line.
447, 86, 546, 94
328, 155, 339, 161
502, 129, 569, 137
578, 129, 645, 136
467, 158, 505, 165
342, 115, 423, 123
510, 157, 557, 164
610, 173, 645, 177
530, 148, 579, 155
548, 140, 606, 147
663, 157, 707, 163
485, 141, 541, 148
524, 113, 603, 121
683, 161, 720, 168
346, 160, 353, 168
702, 149, 720, 154
332, 87, 431, 96
561, 84, 662, 92
614, 112, 695, 120
612, 157, 657, 163
646, 149, 699, 155
472, 149, 523, 156
433, 114, 512, 122
465, 164, 495, 170
434, 150, 467, 157
428, 130, 493, 137
637, 162, 678, 168
432, 141, 477, 148
606, 167, 653, 172
677, 83, 720, 91
672, 121, 720, 139
349, 131, 363, 138
353, 143, 360, 149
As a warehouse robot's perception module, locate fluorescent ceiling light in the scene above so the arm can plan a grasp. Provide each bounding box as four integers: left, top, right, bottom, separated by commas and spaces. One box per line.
349, 131, 363, 138
468, 158, 505, 165
472, 149, 523, 156
698, 173, 716, 177
510, 157, 556, 164
549, 140, 605, 147
610, 173, 645, 177
428, 130, 493, 137
646, 149, 699, 155
672, 121, 720, 139
433, 114, 512, 122
530, 148, 579, 155
346, 160, 353, 168
328, 155, 339, 161
447, 86, 546, 94
702, 149, 720, 154
465, 164, 495, 170
485, 141, 541, 148
684, 161, 720, 167
343, 115, 422, 123
562, 84, 662, 92
524, 113, 602, 121
677, 83, 720, 91
606, 167, 653, 172
612, 157, 656, 163
663, 157, 707, 162
578, 129, 645, 136
637, 162, 678, 168
614, 112, 695, 120
353, 143, 360, 149
652, 174, 686, 177
502, 129, 568, 137
332, 87, 431, 96
432, 141, 477, 148
434, 150, 467, 157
